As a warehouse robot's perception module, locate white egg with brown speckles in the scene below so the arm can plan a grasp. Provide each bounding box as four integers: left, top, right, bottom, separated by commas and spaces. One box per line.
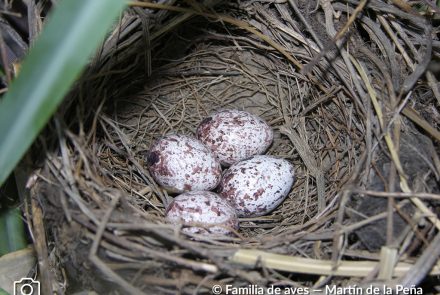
165, 191, 239, 235
196, 109, 273, 166
218, 155, 295, 217
147, 135, 222, 193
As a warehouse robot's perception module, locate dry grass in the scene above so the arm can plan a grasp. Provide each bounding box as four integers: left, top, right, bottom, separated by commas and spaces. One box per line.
24, 0, 440, 294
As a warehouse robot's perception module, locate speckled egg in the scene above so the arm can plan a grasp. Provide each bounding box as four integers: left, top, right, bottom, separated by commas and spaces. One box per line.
218, 155, 295, 217
165, 191, 239, 235
147, 134, 222, 193
196, 109, 273, 166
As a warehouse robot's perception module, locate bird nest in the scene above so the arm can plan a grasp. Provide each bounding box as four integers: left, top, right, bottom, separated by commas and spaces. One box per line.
27, 1, 440, 294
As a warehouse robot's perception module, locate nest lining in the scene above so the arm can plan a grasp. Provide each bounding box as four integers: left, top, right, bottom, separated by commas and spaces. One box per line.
27, 1, 440, 294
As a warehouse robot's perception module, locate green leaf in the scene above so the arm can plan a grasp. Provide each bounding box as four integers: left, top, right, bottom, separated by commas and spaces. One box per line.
0, 207, 26, 255
0, 0, 126, 186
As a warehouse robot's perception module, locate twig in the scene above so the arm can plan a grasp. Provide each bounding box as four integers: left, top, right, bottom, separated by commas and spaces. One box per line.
88, 195, 144, 295
426, 71, 440, 107
401, 106, 440, 142
397, 231, 440, 287
302, 0, 369, 75
129, 0, 303, 69
232, 249, 440, 277
353, 189, 440, 200
350, 56, 440, 231
320, 0, 367, 115
29, 185, 54, 295
0, 31, 11, 83
280, 126, 326, 212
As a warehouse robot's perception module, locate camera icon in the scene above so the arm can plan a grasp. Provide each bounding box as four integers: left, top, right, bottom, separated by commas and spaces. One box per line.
13, 278, 40, 295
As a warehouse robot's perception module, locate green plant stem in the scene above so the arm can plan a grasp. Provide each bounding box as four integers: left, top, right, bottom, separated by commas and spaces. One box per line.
0, 207, 26, 256
0, 0, 126, 186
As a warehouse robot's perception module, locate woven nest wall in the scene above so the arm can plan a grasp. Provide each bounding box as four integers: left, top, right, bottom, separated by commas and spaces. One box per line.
27, 1, 440, 294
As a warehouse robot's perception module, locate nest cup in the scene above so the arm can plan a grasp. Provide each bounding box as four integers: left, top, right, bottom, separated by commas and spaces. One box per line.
30, 1, 440, 294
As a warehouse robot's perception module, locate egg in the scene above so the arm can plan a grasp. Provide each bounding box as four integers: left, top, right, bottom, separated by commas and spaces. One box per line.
196, 109, 273, 166
147, 134, 222, 193
165, 191, 239, 235
218, 155, 295, 217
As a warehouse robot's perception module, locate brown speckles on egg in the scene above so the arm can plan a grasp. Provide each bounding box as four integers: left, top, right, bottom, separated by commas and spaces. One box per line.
218, 155, 295, 217
196, 109, 273, 166
211, 206, 222, 216
253, 188, 265, 200
192, 166, 202, 174
165, 191, 239, 235
147, 151, 160, 166
243, 193, 252, 201
147, 135, 222, 193
197, 116, 213, 134
222, 172, 234, 183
